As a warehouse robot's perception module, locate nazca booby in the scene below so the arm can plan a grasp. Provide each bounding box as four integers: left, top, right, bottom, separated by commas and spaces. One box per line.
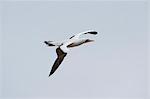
44, 30, 98, 76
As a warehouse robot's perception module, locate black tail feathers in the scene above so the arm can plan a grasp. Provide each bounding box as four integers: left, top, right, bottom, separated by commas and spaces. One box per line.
44, 41, 55, 46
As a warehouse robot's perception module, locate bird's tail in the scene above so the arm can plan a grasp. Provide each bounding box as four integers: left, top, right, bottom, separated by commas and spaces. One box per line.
44, 41, 61, 47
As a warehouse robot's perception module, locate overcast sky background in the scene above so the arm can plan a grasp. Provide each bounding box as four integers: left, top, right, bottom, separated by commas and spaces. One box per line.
0, 1, 148, 99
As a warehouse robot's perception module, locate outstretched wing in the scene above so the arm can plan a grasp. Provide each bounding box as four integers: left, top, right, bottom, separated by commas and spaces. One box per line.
70, 30, 98, 39
49, 47, 67, 76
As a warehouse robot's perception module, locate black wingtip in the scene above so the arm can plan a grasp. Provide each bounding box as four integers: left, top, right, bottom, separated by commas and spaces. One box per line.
48, 74, 52, 77
88, 31, 98, 35
84, 31, 98, 35
48, 71, 54, 77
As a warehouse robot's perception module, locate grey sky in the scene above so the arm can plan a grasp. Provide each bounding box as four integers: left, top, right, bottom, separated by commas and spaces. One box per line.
0, 1, 148, 99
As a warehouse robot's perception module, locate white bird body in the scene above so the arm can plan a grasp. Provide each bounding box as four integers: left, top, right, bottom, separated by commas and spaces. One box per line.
60, 38, 89, 53
44, 30, 98, 76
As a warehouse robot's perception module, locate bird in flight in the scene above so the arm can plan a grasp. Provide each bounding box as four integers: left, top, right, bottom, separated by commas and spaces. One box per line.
44, 30, 98, 77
